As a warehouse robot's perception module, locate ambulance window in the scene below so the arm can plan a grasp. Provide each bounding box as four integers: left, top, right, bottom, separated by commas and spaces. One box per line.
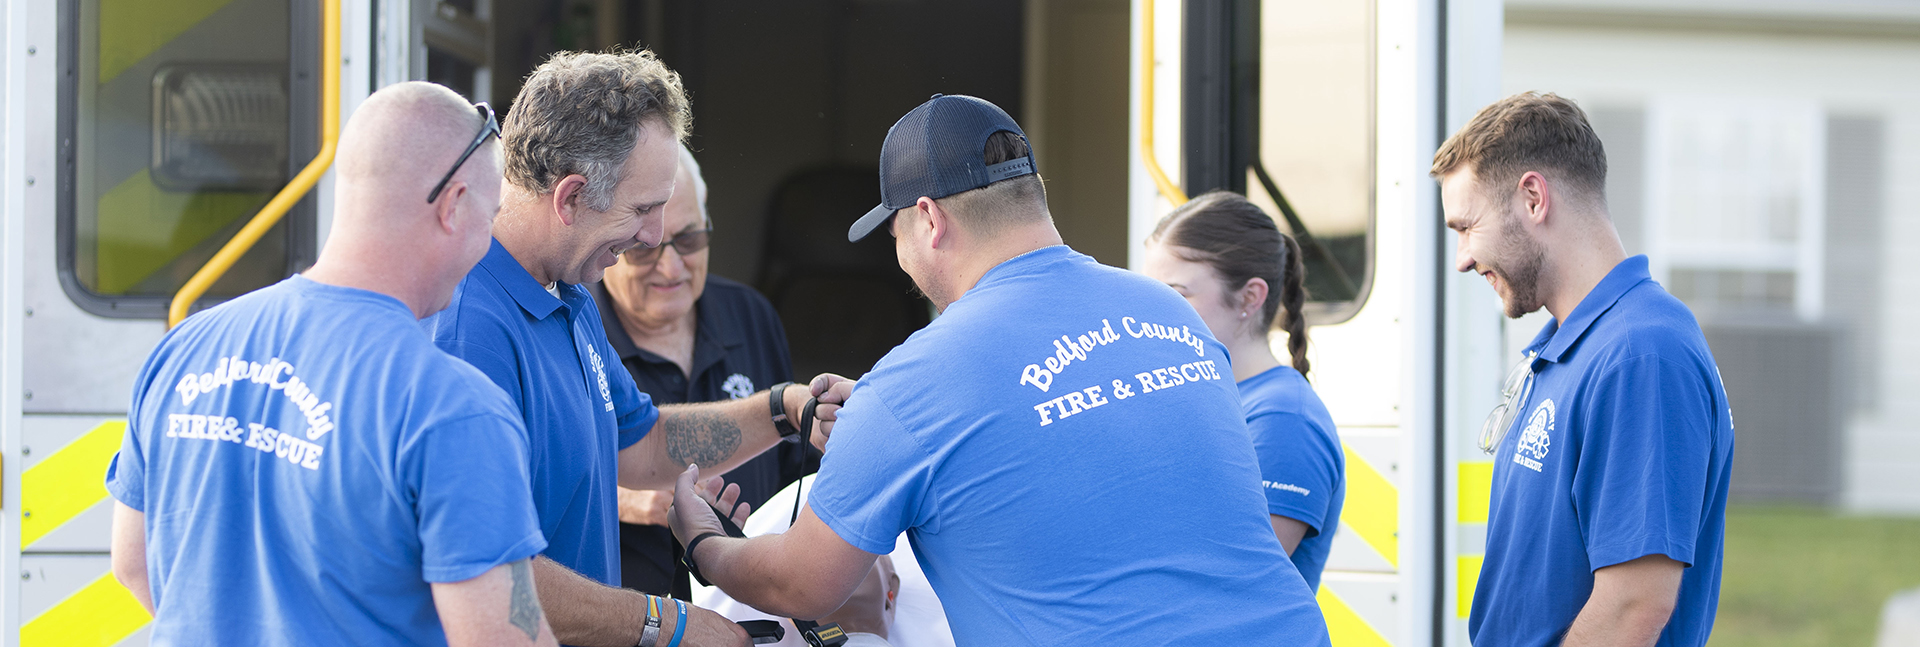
1249, 0, 1375, 323
57, 0, 317, 318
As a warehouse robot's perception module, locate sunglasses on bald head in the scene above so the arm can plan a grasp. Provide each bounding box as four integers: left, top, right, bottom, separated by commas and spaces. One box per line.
426, 102, 502, 204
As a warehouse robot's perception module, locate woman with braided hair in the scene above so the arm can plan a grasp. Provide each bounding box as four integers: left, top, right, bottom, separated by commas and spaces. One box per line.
1141, 190, 1347, 591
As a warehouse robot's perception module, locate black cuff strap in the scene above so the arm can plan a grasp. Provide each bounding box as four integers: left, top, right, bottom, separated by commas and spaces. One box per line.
768, 382, 801, 439
682, 532, 727, 587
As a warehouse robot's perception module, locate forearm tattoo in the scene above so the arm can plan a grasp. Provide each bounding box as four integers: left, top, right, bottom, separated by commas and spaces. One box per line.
508, 559, 542, 640
662, 406, 743, 469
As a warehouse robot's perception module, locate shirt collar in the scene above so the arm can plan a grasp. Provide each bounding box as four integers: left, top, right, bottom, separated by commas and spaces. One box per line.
589, 281, 741, 371
478, 237, 564, 320
1531, 255, 1652, 364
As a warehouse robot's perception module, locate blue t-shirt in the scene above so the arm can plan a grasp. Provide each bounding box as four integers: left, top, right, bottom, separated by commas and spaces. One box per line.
807, 246, 1330, 646
425, 238, 660, 587
1239, 366, 1345, 591
106, 276, 545, 646
1469, 256, 1735, 647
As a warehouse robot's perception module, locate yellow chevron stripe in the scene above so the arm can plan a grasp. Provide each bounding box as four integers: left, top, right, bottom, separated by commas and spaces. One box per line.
98, 0, 238, 84
1458, 461, 1493, 524
21, 572, 152, 647
1341, 445, 1399, 568
1457, 555, 1484, 619
23, 421, 127, 547
1317, 586, 1392, 647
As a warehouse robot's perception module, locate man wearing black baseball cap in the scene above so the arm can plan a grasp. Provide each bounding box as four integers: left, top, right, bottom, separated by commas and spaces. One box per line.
670, 95, 1331, 644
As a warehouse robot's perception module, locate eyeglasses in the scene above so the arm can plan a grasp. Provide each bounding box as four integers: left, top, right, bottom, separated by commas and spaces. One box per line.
426, 102, 502, 204
623, 228, 713, 265
1479, 350, 1539, 454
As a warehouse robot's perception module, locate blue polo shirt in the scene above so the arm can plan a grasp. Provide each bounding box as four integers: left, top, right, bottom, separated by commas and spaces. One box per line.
1469, 256, 1734, 647
808, 245, 1329, 646
108, 276, 545, 646
1239, 366, 1345, 591
425, 238, 660, 587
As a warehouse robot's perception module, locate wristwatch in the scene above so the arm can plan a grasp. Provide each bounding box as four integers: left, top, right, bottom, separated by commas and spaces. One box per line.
635, 594, 662, 647
767, 382, 801, 440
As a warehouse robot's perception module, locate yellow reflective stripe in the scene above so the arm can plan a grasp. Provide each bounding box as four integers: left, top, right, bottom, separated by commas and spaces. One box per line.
1342, 445, 1399, 568
1458, 461, 1494, 524
21, 572, 152, 647
1317, 587, 1392, 647
23, 421, 127, 547
98, 0, 238, 84
1457, 555, 1484, 619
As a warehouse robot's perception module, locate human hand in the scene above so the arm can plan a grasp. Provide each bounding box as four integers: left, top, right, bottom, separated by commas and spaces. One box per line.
669, 465, 749, 549
815, 555, 899, 639
617, 487, 674, 526
807, 373, 857, 452
695, 475, 751, 527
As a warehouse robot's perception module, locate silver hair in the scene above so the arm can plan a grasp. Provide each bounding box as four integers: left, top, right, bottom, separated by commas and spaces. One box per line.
678, 143, 709, 225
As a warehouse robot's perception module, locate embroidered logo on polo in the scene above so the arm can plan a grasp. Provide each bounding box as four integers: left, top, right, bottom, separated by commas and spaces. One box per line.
1513, 398, 1555, 472
587, 344, 613, 412
722, 374, 755, 400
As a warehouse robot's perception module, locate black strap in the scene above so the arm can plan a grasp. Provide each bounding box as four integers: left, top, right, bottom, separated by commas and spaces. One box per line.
792, 397, 820, 526
681, 531, 727, 587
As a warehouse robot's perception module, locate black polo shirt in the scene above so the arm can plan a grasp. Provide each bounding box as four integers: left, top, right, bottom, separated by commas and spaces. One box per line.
590, 275, 817, 599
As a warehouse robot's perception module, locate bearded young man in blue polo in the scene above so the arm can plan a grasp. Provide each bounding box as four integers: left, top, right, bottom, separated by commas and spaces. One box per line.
1435, 92, 1735, 647
665, 94, 1332, 645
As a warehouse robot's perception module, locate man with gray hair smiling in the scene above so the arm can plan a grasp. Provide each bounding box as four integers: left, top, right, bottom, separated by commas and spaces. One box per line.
426, 50, 846, 647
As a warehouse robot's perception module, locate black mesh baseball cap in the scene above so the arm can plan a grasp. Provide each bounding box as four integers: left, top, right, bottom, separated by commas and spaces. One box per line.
847, 94, 1036, 242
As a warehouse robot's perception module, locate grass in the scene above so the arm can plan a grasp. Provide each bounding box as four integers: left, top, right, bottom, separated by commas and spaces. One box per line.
1710, 505, 1920, 647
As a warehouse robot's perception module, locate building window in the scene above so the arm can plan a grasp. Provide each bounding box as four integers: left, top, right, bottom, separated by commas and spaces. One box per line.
1645, 99, 1825, 321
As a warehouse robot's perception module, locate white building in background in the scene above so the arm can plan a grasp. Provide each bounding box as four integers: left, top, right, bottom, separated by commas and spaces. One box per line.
1501, 0, 1920, 512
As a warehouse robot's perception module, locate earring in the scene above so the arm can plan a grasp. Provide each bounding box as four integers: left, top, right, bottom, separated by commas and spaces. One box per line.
1240, 311, 1247, 319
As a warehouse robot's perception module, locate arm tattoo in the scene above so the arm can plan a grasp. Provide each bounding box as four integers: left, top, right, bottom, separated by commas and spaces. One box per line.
508, 559, 542, 640
662, 406, 742, 469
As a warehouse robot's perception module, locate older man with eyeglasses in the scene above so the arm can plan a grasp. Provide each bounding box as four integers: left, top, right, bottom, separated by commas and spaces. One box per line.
1436, 92, 1735, 647
591, 143, 817, 606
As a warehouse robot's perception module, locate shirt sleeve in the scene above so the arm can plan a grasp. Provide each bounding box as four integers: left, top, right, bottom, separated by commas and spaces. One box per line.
1574, 353, 1715, 571
404, 411, 549, 583
1247, 411, 1340, 536
105, 428, 147, 512
804, 386, 937, 555
608, 338, 658, 449
108, 346, 175, 511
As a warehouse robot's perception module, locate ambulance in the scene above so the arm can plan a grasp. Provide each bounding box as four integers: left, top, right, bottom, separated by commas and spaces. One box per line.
0, 0, 1507, 644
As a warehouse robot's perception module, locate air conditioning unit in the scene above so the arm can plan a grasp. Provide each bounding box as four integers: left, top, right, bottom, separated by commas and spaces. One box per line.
1704, 320, 1842, 504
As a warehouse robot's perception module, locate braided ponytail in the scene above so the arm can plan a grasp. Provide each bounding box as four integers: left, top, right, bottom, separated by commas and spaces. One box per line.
1278, 234, 1310, 376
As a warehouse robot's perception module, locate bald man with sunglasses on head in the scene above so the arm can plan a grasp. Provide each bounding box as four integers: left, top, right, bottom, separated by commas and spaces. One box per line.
109, 81, 557, 647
